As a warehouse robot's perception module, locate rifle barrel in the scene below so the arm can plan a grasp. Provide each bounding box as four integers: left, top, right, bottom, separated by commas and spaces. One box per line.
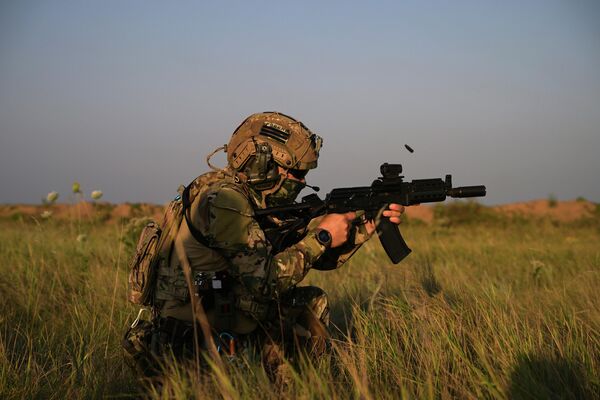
448, 185, 486, 198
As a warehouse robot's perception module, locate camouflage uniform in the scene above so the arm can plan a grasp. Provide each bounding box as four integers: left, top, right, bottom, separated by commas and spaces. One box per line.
154, 169, 372, 357
145, 112, 374, 376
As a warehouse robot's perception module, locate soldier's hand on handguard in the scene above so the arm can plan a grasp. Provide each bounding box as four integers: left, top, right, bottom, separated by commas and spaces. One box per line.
317, 212, 357, 248
364, 203, 405, 235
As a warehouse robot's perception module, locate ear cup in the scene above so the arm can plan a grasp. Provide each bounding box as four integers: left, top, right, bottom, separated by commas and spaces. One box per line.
245, 142, 281, 191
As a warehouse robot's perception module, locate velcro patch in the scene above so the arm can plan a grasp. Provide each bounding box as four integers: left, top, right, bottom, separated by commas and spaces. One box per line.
260, 122, 291, 144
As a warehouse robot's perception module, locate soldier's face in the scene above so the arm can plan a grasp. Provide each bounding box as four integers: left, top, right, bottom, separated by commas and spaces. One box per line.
265, 166, 307, 207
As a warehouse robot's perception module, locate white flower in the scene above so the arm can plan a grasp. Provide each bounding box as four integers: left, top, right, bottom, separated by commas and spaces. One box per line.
46, 191, 59, 203
76, 234, 87, 243
90, 190, 103, 200
41, 210, 53, 219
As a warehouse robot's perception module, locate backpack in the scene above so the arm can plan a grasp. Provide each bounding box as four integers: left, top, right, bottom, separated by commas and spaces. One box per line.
126, 172, 222, 306
127, 196, 184, 306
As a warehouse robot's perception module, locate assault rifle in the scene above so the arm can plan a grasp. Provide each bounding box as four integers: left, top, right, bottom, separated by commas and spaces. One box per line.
254, 163, 486, 264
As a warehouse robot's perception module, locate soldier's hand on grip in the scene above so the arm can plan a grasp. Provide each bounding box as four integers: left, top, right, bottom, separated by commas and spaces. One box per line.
383, 203, 405, 224
317, 212, 357, 248
365, 203, 405, 235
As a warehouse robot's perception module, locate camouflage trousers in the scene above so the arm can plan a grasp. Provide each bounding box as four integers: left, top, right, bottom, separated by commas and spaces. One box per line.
122, 285, 329, 380
263, 285, 330, 355
260, 286, 330, 383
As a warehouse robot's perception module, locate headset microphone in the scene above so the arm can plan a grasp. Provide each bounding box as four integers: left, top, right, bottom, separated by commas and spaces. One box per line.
302, 182, 320, 192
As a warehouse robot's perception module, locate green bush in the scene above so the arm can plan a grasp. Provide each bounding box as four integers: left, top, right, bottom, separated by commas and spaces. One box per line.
9, 212, 23, 222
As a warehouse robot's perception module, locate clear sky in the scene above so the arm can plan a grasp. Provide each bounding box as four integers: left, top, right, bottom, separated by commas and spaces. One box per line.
1, 1, 599, 205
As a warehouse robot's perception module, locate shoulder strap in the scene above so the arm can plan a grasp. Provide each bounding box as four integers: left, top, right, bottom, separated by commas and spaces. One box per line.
182, 183, 211, 247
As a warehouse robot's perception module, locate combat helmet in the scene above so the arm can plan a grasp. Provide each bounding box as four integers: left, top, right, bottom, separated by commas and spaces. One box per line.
226, 112, 322, 191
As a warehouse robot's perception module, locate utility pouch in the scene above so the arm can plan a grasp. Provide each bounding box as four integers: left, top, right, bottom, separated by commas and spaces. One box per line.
127, 222, 162, 305
127, 196, 185, 306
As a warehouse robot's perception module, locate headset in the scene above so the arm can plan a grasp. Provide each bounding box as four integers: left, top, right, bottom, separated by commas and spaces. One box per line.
242, 140, 281, 191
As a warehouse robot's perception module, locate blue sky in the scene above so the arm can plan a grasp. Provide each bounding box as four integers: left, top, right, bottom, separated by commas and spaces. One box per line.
1, 1, 599, 205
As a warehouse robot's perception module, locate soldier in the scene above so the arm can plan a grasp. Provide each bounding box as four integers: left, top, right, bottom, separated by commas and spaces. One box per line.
137, 112, 404, 379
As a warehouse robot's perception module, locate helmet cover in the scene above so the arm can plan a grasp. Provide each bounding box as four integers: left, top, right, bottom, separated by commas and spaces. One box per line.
227, 112, 322, 173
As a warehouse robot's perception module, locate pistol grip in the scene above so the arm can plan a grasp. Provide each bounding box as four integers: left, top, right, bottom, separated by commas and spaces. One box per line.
376, 218, 412, 264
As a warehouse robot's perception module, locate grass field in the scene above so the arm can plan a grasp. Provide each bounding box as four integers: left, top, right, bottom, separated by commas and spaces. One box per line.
0, 205, 598, 399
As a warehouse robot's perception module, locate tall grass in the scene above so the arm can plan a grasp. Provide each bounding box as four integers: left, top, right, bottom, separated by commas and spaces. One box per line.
0, 210, 598, 398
